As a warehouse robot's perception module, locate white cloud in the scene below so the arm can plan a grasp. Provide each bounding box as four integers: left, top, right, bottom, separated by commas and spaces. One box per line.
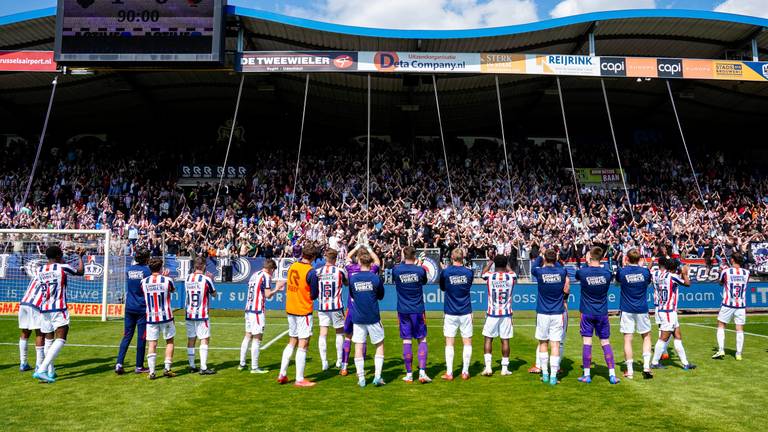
549, 0, 656, 18
282, 0, 540, 30
714, 0, 768, 18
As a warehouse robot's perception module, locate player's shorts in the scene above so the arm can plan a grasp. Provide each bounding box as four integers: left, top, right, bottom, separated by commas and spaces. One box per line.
40, 311, 70, 333
580, 314, 611, 339
535, 313, 564, 342
444, 313, 473, 338
717, 306, 746, 326
398, 312, 427, 339
185, 320, 211, 339
343, 304, 355, 335
657, 311, 679, 332
654, 307, 661, 325
482, 316, 513, 339
352, 322, 385, 344
18, 305, 43, 330
318, 310, 345, 329
146, 321, 176, 341
288, 314, 313, 339
619, 312, 652, 334
245, 312, 266, 335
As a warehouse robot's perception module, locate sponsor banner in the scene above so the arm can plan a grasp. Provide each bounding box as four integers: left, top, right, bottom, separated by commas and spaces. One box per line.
180, 164, 247, 179
599, 57, 626, 77
480, 53, 526, 74
0, 51, 57, 72
358, 51, 481, 73
526, 54, 600, 76
657, 58, 684, 79
0, 301, 123, 317
625, 57, 658, 78
238, 51, 357, 73
576, 168, 626, 185
750, 242, 768, 275
713, 60, 767, 81
682, 59, 714, 79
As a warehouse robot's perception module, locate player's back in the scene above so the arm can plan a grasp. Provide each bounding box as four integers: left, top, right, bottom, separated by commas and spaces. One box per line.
532, 266, 567, 315
141, 274, 175, 323
20, 275, 45, 310
720, 267, 749, 308
286, 261, 313, 316
653, 271, 684, 312
37, 263, 77, 312
616, 265, 651, 313
314, 264, 345, 312
125, 264, 151, 314
393, 263, 428, 314
575, 266, 612, 315
185, 272, 215, 320
349, 271, 385, 324
439, 265, 473, 316
482, 271, 516, 317
246, 270, 270, 313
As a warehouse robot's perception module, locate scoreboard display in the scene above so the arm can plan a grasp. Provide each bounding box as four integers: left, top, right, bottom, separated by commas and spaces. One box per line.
55, 0, 225, 63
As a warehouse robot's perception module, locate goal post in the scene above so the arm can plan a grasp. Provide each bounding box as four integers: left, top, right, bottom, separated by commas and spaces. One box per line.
0, 228, 126, 321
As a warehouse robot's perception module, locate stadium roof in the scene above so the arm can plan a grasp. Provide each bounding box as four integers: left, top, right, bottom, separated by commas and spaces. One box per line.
1, 7, 767, 144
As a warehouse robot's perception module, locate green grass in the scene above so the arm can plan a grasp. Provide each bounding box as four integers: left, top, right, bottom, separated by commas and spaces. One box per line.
2, 311, 768, 431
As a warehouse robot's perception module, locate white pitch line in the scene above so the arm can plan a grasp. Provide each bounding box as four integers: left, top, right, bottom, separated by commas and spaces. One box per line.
0, 342, 245, 351
684, 323, 768, 339
259, 329, 289, 350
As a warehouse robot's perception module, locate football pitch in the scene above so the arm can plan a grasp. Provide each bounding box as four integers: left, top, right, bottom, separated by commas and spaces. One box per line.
1, 312, 767, 431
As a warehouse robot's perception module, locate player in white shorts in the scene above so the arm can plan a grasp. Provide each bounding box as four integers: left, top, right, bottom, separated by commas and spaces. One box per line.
348, 253, 387, 387
141, 258, 177, 380
18, 273, 45, 372
650, 258, 696, 370
31, 246, 85, 383
240, 259, 284, 373
184, 256, 217, 375
531, 249, 569, 385
712, 252, 749, 361
439, 248, 475, 381
308, 248, 347, 371
616, 249, 654, 379
480, 254, 516, 377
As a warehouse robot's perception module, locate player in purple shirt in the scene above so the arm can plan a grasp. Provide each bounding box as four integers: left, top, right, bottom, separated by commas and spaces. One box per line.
339, 244, 380, 376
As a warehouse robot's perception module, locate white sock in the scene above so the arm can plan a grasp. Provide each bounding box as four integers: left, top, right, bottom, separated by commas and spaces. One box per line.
736, 331, 744, 354
608, 367, 616, 377
642, 352, 651, 371
462, 345, 472, 374
501, 357, 510, 371
35, 346, 45, 369
187, 348, 196, 368
626, 360, 634, 375
716, 328, 725, 351
673, 339, 688, 366
484, 353, 492, 370
19, 338, 28, 365
44, 338, 54, 375
200, 344, 208, 370
550, 356, 560, 377
652, 340, 665, 364
240, 336, 250, 366
164, 357, 172, 371
295, 348, 307, 382
584, 367, 591, 376
445, 346, 454, 375
374, 355, 384, 379
318, 335, 328, 364
539, 352, 549, 376
148, 353, 157, 374
251, 340, 261, 369
279, 344, 294, 377
335, 334, 344, 362
39, 338, 65, 372
355, 357, 365, 379
535, 347, 541, 368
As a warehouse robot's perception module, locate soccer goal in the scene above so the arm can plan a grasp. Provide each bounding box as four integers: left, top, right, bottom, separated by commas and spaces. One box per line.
0, 229, 126, 321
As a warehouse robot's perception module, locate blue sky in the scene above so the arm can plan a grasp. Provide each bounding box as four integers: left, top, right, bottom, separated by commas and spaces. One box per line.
1, 0, 765, 29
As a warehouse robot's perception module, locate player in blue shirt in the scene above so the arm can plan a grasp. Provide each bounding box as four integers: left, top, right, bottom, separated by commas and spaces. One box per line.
438, 248, 474, 381
616, 248, 653, 380
115, 248, 152, 375
348, 252, 386, 387
529, 248, 567, 374
531, 250, 569, 386
575, 247, 619, 384
393, 246, 431, 384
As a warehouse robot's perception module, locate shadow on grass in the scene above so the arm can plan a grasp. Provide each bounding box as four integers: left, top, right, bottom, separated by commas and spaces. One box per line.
56, 357, 114, 380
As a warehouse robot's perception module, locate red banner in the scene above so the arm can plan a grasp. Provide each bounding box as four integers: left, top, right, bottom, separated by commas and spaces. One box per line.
0, 51, 57, 72
0, 302, 123, 317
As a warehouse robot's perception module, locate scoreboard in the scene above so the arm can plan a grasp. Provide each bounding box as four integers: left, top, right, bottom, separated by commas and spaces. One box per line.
55, 0, 225, 63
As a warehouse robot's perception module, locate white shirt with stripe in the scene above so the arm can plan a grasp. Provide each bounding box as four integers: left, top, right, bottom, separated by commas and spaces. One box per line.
720, 266, 749, 309
141, 274, 175, 324
652, 270, 685, 313
34, 263, 78, 313
482, 271, 517, 317
316, 265, 346, 312
245, 270, 271, 314
185, 272, 215, 320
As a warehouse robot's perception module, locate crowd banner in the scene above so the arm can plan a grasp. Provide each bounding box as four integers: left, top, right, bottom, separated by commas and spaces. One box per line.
0, 51, 58, 72
237, 50, 768, 82
750, 241, 768, 275
576, 168, 626, 185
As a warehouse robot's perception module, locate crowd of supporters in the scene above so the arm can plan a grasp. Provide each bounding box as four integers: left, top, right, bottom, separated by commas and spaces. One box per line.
1, 135, 766, 270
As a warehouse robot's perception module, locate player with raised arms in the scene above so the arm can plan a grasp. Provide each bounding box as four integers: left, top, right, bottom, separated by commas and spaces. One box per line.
575, 247, 620, 384
616, 248, 654, 379
115, 248, 151, 375
439, 248, 474, 381
712, 252, 749, 361
308, 248, 347, 371
480, 254, 516, 377
277, 245, 319, 387
239, 259, 284, 373
393, 246, 431, 383
531, 249, 569, 386
348, 252, 386, 387
141, 257, 177, 380
32, 245, 85, 383
339, 244, 380, 376
650, 258, 696, 370
184, 256, 217, 375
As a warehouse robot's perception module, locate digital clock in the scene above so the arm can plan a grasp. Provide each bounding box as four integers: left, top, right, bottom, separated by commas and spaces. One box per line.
55, 0, 225, 63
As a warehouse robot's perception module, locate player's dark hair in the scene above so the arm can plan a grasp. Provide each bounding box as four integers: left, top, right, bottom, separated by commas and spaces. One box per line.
493, 255, 509, 270
589, 247, 603, 262
148, 258, 164, 273
263, 259, 277, 270
403, 246, 417, 261
658, 257, 668, 269
626, 248, 641, 264
45, 246, 63, 260
325, 248, 338, 262
134, 248, 150, 265
194, 255, 206, 271
731, 252, 744, 266
302, 244, 317, 260
544, 249, 557, 264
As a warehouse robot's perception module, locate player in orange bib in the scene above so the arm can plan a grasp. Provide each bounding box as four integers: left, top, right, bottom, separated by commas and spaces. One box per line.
277, 245, 320, 387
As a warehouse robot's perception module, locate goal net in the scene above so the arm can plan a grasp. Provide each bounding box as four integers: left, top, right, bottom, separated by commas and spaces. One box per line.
0, 229, 126, 321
